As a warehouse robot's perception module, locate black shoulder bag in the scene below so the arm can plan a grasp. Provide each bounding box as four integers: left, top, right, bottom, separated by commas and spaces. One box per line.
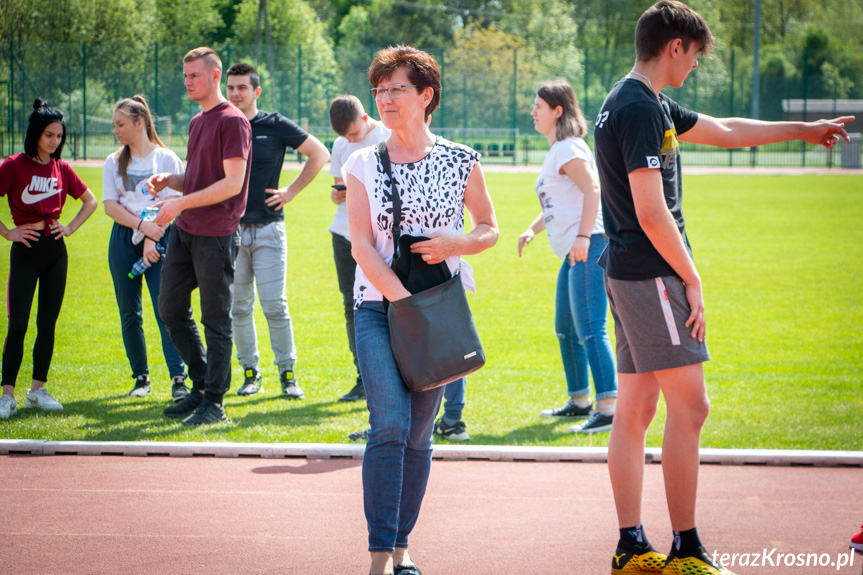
378, 142, 486, 392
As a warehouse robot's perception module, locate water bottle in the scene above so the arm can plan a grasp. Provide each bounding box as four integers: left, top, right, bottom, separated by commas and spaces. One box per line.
140, 205, 161, 221
128, 243, 166, 279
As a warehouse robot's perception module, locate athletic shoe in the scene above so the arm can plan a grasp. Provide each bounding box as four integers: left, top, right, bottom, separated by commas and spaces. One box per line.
127, 375, 151, 398
164, 390, 202, 419
570, 411, 613, 434
181, 399, 228, 426
338, 380, 365, 402
434, 418, 470, 441
24, 388, 63, 412
280, 370, 304, 400
540, 401, 593, 418
349, 429, 369, 442
171, 376, 189, 404
237, 367, 263, 396
851, 525, 863, 551
611, 545, 667, 574
0, 396, 17, 420
663, 546, 736, 575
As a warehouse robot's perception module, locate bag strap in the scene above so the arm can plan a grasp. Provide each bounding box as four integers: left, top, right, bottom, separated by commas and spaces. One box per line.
377, 141, 402, 259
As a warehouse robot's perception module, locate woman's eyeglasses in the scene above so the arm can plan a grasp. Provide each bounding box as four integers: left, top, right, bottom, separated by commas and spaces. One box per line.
370, 84, 419, 100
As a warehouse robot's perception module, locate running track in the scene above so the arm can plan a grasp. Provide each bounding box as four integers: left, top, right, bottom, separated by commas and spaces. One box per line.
1, 447, 860, 574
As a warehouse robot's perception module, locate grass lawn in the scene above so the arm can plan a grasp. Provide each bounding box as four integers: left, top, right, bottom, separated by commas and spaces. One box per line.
0, 168, 860, 450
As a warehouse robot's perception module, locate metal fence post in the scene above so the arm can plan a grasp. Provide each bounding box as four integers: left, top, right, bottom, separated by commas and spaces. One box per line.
297, 45, 302, 121
82, 42, 87, 160
801, 47, 808, 167
512, 48, 517, 165
154, 42, 159, 116
8, 40, 13, 156
439, 47, 445, 130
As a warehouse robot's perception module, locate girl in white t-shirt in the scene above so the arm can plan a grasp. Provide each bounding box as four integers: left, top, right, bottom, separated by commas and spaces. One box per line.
102, 96, 187, 401
518, 80, 617, 434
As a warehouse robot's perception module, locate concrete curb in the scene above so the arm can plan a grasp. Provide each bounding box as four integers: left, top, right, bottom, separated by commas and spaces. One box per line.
1, 440, 860, 467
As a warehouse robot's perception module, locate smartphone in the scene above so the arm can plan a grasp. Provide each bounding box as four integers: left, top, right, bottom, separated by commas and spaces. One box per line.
332, 184, 347, 191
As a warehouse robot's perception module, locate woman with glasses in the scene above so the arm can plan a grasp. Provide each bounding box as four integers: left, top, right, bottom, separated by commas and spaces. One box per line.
517, 79, 617, 434
0, 99, 97, 420
345, 45, 498, 575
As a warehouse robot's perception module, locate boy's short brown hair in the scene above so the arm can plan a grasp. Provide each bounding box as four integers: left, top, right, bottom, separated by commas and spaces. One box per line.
329, 95, 365, 136
635, 1, 715, 62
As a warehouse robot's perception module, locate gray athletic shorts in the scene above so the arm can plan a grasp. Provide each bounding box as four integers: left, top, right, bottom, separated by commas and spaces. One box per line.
605, 273, 711, 374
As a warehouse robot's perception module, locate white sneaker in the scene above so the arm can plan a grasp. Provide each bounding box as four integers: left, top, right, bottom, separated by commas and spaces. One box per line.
0, 395, 17, 419
25, 388, 64, 412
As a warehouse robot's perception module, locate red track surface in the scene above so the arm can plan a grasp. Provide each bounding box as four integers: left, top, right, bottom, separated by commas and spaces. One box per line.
1, 455, 859, 574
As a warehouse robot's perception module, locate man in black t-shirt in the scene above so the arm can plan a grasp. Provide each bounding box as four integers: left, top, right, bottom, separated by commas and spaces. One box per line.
593, 3, 853, 575
225, 62, 329, 400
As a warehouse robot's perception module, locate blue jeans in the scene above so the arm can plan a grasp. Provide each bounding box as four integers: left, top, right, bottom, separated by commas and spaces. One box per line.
555, 234, 617, 400
159, 227, 239, 405
355, 301, 446, 552
442, 378, 465, 422
232, 222, 297, 373
108, 223, 184, 379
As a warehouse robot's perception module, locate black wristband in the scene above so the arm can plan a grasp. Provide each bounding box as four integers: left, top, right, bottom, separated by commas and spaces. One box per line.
137, 219, 143, 231
577, 234, 590, 239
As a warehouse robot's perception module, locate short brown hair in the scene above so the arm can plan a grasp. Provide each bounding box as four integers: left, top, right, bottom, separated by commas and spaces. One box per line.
183, 47, 222, 71
368, 45, 441, 121
537, 80, 587, 141
635, 1, 715, 62
226, 62, 260, 89
329, 95, 364, 136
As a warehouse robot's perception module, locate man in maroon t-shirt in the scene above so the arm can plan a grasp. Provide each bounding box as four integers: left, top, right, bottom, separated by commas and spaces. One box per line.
147, 47, 252, 426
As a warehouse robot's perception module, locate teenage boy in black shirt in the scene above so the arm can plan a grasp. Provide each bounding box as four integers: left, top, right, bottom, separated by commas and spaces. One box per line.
593, 2, 853, 574
225, 62, 329, 399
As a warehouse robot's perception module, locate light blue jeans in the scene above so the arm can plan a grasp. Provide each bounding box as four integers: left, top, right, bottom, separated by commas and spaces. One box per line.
355, 300, 446, 552
232, 221, 297, 373
555, 234, 617, 400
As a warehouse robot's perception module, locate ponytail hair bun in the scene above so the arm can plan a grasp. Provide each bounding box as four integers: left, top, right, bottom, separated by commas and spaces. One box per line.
33, 98, 48, 111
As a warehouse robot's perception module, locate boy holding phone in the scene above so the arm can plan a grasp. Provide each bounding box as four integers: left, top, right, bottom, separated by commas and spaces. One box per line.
327, 95, 390, 402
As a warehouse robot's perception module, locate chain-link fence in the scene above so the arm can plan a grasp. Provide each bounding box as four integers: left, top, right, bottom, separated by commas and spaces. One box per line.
2, 41, 860, 167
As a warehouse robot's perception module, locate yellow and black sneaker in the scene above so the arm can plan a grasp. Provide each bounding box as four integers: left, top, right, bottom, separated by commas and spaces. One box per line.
611, 545, 667, 574
663, 546, 736, 575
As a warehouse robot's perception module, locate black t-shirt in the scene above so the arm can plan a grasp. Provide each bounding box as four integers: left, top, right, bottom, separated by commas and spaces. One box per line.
243, 111, 309, 224
594, 79, 699, 281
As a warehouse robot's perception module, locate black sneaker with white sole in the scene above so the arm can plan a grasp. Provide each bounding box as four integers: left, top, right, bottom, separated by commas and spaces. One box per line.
171, 376, 189, 404
570, 411, 613, 434
280, 370, 304, 400
434, 418, 470, 441
237, 367, 263, 396
181, 400, 228, 426
127, 375, 151, 398
540, 401, 592, 418
164, 390, 202, 418
338, 380, 365, 402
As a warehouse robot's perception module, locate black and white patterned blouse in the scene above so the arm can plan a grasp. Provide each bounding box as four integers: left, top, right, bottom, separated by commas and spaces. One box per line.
343, 137, 480, 309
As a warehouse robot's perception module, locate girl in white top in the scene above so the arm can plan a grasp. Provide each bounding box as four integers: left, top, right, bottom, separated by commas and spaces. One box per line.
102, 95, 187, 401
518, 79, 618, 434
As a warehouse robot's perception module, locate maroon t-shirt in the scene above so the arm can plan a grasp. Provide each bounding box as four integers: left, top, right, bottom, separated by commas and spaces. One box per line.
0, 153, 88, 227
176, 101, 252, 236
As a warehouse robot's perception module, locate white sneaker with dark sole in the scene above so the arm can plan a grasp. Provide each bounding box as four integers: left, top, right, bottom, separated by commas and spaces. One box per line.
25, 388, 64, 412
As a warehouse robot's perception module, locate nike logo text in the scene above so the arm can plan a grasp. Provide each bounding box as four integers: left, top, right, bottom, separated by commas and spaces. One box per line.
22, 176, 62, 205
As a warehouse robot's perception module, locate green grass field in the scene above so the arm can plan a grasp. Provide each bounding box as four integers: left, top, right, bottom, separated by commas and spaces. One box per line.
0, 168, 860, 450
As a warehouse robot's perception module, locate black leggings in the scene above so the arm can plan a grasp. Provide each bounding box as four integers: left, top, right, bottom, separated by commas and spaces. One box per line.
2, 236, 68, 388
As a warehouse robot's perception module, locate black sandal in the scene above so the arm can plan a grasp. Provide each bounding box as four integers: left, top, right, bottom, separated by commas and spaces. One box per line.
394, 565, 421, 575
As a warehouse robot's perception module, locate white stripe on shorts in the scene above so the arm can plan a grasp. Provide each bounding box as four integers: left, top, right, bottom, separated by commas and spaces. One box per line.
654, 277, 681, 346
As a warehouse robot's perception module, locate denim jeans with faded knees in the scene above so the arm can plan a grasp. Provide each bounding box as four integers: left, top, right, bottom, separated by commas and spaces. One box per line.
232, 221, 297, 373
331, 232, 360, 381
108, 223, 185, 379
554, 233, 617, 400
355, 301, 446, 552
159, 227, 239, 405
